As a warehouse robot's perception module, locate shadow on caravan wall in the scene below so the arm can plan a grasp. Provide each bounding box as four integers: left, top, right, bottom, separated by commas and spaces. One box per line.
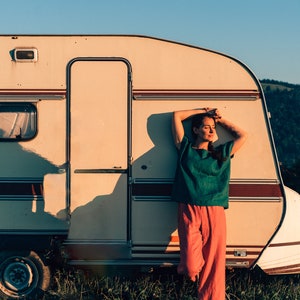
137, 112, 178, 175
131, 112, 179, 256
68, 112, 178, 261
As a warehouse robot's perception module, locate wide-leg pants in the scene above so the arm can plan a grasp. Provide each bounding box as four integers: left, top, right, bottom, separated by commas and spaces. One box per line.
177, 203, 226, 300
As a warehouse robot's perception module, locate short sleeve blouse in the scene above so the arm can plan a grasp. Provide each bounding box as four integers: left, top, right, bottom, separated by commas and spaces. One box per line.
172, 136, 234, 208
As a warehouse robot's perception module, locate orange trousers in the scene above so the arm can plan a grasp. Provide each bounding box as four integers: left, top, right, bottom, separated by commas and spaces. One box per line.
177, 203, 226, 300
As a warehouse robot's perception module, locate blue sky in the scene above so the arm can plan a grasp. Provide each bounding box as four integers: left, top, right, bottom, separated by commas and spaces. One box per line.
1, 0, 299, 84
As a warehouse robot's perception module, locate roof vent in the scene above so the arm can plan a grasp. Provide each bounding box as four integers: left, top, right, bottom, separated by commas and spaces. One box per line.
12, 48, 38, 62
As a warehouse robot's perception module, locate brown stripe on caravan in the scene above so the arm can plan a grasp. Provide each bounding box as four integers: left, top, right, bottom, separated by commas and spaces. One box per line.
262, 263, 300, 275
268, 241, 300, 247
0, 182, 43, 196
133, 89, 260, 100
132, 182, 173, 197
0, 90, 66, 101
1, 182, 282, 199
0, 89, 66, 95
132, 183, 283, 198
229, 184, 283, 198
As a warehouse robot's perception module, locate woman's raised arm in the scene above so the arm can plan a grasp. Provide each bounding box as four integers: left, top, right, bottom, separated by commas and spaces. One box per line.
216, 116, 248, 155
172, 108, 208, 149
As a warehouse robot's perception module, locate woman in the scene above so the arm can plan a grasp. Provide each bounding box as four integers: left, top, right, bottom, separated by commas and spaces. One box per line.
172, 107, 247, 299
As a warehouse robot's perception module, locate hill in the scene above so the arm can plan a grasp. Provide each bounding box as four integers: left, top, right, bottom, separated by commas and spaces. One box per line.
260, 79, 300, 192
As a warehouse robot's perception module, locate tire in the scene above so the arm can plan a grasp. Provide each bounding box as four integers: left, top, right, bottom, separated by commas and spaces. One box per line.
0, 251, 51, 299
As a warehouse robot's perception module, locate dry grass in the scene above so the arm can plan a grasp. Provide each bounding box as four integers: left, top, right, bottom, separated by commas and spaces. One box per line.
41, 265, 300, 300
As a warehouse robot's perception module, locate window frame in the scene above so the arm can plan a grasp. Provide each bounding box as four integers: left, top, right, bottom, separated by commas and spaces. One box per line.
0, 102, 37, 141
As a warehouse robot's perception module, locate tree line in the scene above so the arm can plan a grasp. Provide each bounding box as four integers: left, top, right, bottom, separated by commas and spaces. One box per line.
261, 79, 300, 193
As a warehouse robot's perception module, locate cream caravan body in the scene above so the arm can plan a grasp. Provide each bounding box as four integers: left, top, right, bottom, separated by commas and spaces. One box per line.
0, 35, 299, 298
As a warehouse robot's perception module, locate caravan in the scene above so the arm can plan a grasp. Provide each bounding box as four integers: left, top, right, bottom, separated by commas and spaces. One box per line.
0, 35, 299, 298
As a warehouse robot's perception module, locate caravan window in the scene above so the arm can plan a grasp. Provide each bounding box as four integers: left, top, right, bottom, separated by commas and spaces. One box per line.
0, 103, 37, 140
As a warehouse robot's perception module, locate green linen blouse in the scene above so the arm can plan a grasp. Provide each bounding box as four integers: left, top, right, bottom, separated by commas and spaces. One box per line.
172, 136, 234, 208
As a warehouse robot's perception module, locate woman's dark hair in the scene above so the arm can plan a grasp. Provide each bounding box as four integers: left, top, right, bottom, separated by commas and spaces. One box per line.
191, 113, 228, 162
191, 113, 214, 138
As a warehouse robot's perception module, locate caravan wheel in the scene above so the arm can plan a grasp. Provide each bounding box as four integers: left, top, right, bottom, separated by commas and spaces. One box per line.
0, 251, 50, 299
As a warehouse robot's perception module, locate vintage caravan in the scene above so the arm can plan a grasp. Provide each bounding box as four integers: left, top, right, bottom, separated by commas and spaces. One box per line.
0, 35, 299, 298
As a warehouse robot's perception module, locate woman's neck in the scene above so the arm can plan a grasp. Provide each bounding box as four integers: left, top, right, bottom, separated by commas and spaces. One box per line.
193, 140, 209, 150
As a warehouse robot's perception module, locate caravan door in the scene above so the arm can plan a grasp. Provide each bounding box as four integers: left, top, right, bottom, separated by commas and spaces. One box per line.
66, 58, 131, 260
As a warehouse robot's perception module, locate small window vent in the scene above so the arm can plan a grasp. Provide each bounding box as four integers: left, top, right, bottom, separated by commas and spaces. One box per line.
12, 48, 38, 62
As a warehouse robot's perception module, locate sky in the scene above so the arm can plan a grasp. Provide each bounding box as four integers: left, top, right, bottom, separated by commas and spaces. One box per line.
0, 0, 299, 84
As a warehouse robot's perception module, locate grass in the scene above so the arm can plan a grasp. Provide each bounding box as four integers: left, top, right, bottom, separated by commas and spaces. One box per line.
226, 268, 300, 300
41, 265, 300, 300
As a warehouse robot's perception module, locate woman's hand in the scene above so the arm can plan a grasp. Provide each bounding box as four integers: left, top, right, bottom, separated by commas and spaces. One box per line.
205, 108, 222, 122
214, 109, 222, 122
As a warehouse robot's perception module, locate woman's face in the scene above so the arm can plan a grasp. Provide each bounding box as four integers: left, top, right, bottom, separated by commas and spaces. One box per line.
193, 116, 216, 142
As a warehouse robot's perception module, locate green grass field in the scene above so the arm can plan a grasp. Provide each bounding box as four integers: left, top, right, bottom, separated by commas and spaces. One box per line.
41, 265, 300, 299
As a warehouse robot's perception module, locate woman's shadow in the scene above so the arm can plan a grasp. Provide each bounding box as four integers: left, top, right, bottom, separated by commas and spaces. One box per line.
68, 112, 180, 260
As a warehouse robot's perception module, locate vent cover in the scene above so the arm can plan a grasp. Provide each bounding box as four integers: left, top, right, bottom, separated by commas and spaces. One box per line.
13, 48, 38, 62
